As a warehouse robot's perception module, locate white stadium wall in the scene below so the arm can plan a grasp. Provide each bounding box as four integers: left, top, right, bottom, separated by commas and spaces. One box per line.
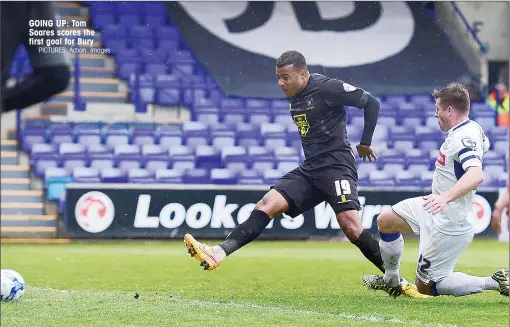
455, 2, 510, 61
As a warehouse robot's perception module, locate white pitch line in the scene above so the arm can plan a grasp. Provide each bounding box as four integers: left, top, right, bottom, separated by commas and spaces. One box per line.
27, 287, 461, 327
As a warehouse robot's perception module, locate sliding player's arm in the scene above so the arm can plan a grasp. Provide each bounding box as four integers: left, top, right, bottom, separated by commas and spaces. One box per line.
424, 136, 484, 214
321, 78, 380, 161
442, 166, 484, 204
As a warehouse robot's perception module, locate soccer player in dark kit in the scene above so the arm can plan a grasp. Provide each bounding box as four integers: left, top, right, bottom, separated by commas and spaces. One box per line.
184, 50, 425, 298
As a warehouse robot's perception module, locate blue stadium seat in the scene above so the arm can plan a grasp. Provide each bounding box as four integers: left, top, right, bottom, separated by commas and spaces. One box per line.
130, 25, 154, 39
89, 153, 115, 170
155, 26, 181, 41
238, 170, 264, 185
103, 25, 129, 40
211, 130, 236, 151
49, 126, 74, 145
195, 145, 222, 169
101, 168, 128, 183
128, 168, 156, 184
144, 14, 166, 27
263, 169, 281, 185
370, 170, 395, 187
223, 147, 249, 173
157, 88, 180, 106
61, 153, 87, 174
155, 75, 180, 88
92, 13, 115, 30
210, 168, 238, 185
251, 151, 275, 174
34, 156, 59, 178
183, 168, 210, 184
156, 169, 183, 184
73, 167, 101, 183
395, 171, 421, 187
131, 128, 156, 146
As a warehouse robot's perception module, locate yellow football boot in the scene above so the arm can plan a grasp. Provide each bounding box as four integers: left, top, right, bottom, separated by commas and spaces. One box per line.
361, 275, 431, 299
184, 233, 221, 271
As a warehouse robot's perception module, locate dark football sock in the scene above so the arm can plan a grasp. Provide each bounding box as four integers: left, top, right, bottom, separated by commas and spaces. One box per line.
352, 230, 385, 273
218, 209, 271, 256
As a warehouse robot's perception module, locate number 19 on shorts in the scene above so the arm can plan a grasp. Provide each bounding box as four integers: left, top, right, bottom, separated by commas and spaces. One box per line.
335, 179, 351, 203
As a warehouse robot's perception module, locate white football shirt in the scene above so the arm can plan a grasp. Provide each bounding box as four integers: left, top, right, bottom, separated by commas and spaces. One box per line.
432, 119, 490, 235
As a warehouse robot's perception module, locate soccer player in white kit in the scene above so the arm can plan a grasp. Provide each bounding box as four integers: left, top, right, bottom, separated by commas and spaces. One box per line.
361, 83, 509, 298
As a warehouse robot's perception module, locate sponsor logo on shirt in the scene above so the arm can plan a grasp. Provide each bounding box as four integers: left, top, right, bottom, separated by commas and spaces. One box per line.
437, 151, 446, 166
294, 113, 310, 137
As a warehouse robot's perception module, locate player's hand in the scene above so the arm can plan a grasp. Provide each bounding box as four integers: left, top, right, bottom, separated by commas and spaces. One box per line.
356, 144, 377, 163
422, 194, 448, 215
491, 206, 509, 233
491, 209, 502, 233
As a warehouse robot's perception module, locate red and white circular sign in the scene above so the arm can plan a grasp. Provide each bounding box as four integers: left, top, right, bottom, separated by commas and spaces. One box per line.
75, 191, 115, 233
469, 194, 492, 235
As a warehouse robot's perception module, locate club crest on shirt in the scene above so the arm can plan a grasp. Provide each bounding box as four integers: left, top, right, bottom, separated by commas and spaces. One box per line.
294, 113, 310, 137
306, 95, 313, 106
304, 95, 315, 111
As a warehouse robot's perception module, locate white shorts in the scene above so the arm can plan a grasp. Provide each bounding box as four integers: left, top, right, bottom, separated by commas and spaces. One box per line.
392, 197, 474, 284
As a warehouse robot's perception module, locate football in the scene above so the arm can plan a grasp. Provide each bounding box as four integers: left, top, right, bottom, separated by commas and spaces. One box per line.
1, 269, 26, 302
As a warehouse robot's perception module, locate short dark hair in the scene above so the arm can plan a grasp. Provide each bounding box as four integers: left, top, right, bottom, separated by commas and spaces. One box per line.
276, 50, 307, 70
432, 82, 470, 114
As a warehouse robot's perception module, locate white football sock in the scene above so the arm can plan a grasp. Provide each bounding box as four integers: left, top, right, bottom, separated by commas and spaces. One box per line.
379, 234, 404, 287
436, 272, 499, 296
212, 245, 227, 262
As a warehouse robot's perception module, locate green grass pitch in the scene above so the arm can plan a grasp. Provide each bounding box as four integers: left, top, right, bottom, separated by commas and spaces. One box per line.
1, 239, 508, 327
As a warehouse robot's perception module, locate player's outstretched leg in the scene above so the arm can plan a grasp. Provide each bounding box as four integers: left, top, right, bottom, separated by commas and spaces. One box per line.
434, 269, 509, 297
184, 189, 288, 270
363, 269, 509, 298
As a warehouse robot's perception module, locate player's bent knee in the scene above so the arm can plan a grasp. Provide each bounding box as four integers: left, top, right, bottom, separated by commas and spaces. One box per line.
376, 208, 398, 233
254, 189, 289, 219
